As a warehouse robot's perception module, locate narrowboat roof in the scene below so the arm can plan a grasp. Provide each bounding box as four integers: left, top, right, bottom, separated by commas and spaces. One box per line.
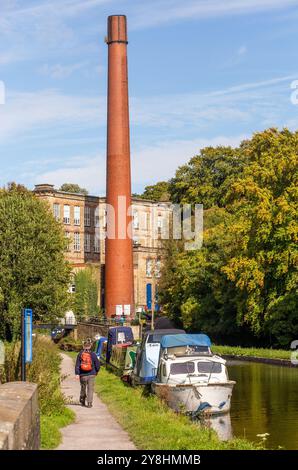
144, 328, 185, 337
160, 333, 211, 349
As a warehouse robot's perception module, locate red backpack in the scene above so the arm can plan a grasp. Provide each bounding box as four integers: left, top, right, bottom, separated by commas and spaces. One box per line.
80, 351, 93, 372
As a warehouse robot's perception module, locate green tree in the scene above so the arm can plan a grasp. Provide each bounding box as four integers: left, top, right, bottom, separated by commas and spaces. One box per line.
169, 146, 245, 208
0, 183, 71, 341
74, 266, 99, 320
159, 129, 298, 347
59, 183, 89, 195
222, 129, 298, 345
139, 181, 170, 201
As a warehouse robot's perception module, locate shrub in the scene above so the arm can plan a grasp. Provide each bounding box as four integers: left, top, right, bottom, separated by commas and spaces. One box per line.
27, 336, 66, 415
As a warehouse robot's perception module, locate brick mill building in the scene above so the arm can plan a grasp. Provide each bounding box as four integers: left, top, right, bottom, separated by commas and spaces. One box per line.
34, 183, 172, 315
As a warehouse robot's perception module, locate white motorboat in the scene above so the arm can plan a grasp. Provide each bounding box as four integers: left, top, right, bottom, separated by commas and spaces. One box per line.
152, 334, 235, 415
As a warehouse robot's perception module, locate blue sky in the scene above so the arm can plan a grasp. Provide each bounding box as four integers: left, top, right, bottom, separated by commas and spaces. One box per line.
1, 0, 298, 195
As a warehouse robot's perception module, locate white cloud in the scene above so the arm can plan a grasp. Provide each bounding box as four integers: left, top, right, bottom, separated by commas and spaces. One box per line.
35, 153, 106, 194
2, 0, 110, 19
0, 74, 295, 143
131, 135, 246, 188
34, 134, 245, 195
129, 0, 298, 29
0, 49, 26, 65
39, 62, 87, 79
130, 74, 297, 131
0, 0, 296, 67
237, 45, 247, 56
0, 89, 105, 140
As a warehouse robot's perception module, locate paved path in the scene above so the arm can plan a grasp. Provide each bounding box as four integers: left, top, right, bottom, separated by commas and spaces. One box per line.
57, 353, 136, 450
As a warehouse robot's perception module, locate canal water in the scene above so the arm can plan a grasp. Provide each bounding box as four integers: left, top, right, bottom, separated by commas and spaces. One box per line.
209, 360, 298, 449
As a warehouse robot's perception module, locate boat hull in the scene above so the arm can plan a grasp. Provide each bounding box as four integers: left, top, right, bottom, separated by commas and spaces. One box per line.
152, 381, 235, 415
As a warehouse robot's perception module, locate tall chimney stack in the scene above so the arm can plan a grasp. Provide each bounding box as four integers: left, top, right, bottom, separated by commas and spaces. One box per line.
105, 15, 134, 318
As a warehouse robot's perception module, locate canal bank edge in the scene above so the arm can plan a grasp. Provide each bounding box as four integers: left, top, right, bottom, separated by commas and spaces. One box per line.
222, 355, 297, 367
212, 345, 297, 367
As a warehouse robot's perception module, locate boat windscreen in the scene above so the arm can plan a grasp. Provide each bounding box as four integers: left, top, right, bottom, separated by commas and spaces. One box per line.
197, 362, 222, 373
147, 333, 164, 343
170, 362, 195, 375
191, 346, 210, 354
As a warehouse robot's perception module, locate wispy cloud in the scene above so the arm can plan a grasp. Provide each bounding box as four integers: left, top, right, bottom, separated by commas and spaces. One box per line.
34, 134, 246, 195
0, 74, 295, 143
35, 153, 106, 194
39, 62, 87, 79
237, 45, 247, 56
2, 0, 110, 19
128, 0, 298, 29
1, 0, 297, 68
0, 90, 104, 140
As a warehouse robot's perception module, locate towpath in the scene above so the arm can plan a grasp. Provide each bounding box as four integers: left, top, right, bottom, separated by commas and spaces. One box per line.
57, 353, 136, 450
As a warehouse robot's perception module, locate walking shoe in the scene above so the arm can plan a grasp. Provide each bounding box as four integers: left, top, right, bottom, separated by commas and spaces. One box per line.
87, 402, 93, 408
80, 397, 86, 406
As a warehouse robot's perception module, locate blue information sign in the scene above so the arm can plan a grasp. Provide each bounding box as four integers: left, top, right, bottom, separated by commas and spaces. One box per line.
24, 309, 33, 364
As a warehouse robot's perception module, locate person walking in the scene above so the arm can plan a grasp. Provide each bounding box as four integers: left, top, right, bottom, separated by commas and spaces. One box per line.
75, 338, 100, 408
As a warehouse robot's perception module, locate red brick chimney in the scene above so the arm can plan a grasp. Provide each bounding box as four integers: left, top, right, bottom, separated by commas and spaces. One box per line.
105, 15, 134, 318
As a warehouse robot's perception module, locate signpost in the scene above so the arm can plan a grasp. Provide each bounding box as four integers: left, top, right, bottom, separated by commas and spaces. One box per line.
21, 308, 33, 381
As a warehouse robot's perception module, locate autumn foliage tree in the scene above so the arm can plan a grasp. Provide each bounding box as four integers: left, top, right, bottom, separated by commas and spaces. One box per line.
157, 129, 298, 347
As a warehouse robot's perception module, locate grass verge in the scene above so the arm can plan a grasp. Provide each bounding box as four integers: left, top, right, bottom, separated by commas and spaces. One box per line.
94, 367, 259, 450
212, 345, 291, 360
40, 408, 75, 449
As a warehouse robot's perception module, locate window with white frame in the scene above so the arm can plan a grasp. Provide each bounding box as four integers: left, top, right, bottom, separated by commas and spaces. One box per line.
84, 206, 91, 226
53, 203, 60, 220
94, 207, 100, 228
146, 212, 151, 231
157, 214, 163, 229
133, 235, 140, 246
73, 232, 80, 252
69, 284, 76, 294
63, 205, 70, 224
133, 210, 139, 229
156, 258, 161, 278
65, 231, 71, 251
146, 258, 152, 277
74, 206, 80, 226
94, 234, 100, 253
84, 233, 91, 252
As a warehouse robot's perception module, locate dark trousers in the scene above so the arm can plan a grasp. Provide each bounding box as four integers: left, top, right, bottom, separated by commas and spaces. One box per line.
80, 375, 95, 404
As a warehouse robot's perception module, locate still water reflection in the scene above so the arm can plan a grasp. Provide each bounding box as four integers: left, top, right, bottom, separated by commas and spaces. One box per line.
208, 360, 298, 449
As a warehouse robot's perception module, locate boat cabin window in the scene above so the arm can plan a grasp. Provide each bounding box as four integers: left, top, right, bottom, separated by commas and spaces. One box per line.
193, 346, 210, 354
170, 362, 195, 375
147, 334, 163, 344
197, 362, 222, 373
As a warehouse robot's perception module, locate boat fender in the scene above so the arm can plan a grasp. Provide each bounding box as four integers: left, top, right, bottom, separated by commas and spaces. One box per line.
197, 402, 211, 412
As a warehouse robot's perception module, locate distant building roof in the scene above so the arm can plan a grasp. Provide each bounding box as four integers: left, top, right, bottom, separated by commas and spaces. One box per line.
33, 184, 172, 206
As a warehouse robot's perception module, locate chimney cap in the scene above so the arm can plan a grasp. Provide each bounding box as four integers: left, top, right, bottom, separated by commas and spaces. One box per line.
107, 15, 128, 45
34, 183, 55, 193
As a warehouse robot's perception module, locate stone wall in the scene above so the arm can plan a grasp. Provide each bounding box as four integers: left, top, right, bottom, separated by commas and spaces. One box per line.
77, 322, 109, 340
77, 322, 140, 341
0, 382, 40, 450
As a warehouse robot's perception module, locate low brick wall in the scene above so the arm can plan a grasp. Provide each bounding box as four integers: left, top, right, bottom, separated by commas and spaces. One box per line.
0, 382, 40, 450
